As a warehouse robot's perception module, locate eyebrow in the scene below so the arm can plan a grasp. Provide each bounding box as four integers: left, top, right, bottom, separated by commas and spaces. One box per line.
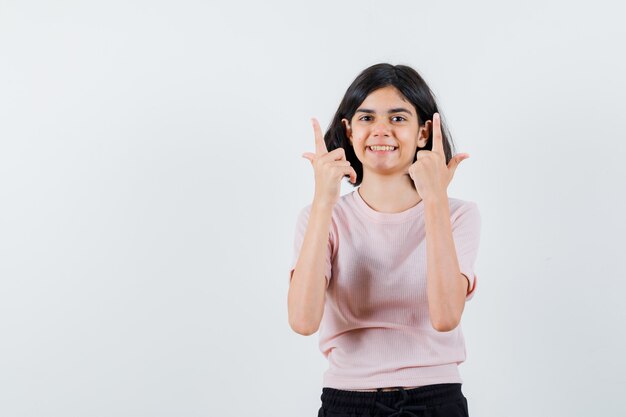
355, 108, 414, 116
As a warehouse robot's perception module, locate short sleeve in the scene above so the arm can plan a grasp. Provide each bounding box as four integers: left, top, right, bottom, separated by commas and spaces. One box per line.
451, 201, 482, 301
288, 205, 334, 288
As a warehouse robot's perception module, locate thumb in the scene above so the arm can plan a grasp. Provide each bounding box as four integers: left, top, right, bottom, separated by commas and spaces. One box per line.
302, 152, 315, 164
448, 153, 469, 177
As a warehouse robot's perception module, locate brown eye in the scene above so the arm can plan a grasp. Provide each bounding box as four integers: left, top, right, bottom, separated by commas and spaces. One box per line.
392, 116, 406, 122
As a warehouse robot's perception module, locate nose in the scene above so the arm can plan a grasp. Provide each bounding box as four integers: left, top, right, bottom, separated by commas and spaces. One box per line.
372, 120, 391, 136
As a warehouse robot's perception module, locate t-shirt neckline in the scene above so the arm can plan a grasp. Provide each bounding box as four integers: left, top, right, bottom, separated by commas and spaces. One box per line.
352, 187, 424, 224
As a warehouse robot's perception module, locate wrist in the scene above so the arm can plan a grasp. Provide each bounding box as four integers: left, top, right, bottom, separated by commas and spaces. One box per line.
312, 196, 335, 211
422, 191, 449, 206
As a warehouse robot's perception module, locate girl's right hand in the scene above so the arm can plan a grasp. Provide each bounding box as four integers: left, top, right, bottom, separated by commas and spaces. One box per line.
302, 118, 357, 207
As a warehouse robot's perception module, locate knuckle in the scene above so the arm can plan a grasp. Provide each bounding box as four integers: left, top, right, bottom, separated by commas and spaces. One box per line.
332, 148, 345, 157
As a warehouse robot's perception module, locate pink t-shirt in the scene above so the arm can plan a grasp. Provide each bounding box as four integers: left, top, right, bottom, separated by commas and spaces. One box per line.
289, 188, 481, 390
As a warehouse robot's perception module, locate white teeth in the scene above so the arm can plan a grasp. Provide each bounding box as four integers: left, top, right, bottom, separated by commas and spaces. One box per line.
369, 145, 396, 151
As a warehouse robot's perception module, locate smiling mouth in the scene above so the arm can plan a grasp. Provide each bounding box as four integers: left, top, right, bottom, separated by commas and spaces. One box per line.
367, 145, 397, 152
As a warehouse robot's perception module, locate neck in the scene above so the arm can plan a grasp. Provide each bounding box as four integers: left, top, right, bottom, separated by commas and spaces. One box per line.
358, 172, 422, 214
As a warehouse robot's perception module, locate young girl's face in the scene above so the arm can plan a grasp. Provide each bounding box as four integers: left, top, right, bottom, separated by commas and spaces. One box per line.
342, 86, 431, 177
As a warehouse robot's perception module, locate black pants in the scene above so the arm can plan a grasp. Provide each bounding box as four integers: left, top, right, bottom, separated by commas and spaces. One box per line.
318, 383, 469, 417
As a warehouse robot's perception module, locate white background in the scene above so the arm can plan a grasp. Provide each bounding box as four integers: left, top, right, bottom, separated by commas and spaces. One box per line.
1, 1, 625, 416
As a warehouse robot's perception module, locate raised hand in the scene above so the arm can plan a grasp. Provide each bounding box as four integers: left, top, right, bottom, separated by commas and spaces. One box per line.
302, 117, 357, 207
406, 113, 469, 201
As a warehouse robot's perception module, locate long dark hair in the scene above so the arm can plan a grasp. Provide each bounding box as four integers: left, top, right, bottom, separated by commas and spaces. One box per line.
324, 63, 457, 187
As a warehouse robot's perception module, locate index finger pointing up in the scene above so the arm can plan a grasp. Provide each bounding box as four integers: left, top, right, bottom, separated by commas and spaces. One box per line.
311, 117, 329, 155
432, 113, 445, 155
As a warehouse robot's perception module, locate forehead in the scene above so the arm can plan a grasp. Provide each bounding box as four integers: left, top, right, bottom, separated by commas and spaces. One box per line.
359, 85, 413, 110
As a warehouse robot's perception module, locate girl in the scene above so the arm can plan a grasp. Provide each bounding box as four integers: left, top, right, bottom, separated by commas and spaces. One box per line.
288, 63, 480, 417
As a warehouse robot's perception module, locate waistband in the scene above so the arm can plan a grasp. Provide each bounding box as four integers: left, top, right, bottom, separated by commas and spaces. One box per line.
321, 383, 463, 414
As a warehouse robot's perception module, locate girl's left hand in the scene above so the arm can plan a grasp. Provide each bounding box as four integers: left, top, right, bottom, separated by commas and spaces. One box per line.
406, 113, 469, 201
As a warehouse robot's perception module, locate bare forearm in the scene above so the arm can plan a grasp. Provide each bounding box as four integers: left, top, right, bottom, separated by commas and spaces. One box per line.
288, 200, 333, 335
424, 193, 465, 332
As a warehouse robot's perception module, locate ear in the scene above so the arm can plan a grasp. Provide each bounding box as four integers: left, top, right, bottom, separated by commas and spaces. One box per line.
416, 120, 432, 149
341, 118, 353, 145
